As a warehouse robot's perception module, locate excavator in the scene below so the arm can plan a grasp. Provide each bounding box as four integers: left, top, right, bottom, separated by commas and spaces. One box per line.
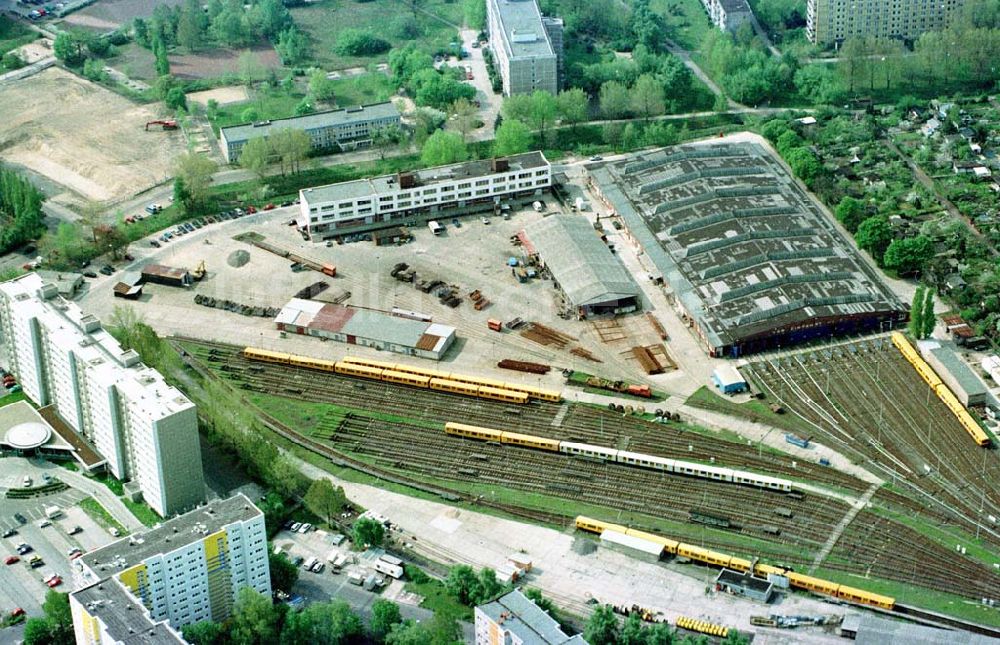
145, 120, 178, 131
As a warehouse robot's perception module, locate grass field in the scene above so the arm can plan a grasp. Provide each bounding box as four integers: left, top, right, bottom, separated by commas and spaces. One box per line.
78, 497, 128, 536
0, 390, 27, 408
0, 14, 37, 57
685, 385, 817, 436
331, 74, 396, 107
122, 498, 161, 527
290, 0, 462, 69
403, 565, 474, 621
650, 0, 712, 51
208, 87, 315, 132
110, 42, 158, 82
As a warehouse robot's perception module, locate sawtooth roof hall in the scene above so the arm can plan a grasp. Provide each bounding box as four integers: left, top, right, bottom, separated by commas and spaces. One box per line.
588, 140, 906, 358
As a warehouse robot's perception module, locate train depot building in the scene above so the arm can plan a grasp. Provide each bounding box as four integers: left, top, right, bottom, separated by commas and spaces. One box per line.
298, 152, 551, 239
524, 214, 640, 318
275, 298, 456, 360
588, 141, 906, 357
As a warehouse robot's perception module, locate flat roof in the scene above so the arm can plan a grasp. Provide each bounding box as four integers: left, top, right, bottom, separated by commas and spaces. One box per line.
843, 613, 997, 645
716, 568, 772, 592
221, 102, 400, 144
276, 299, 454, 353
588, 141, 905, 349
919, 341, 988, 398
301, 151, 549, 205
600, 528, 664, 556
72, 580, 184, 644
493, 0, 556, 59
525, 215, 639, 307
478, 589, 587, 644
712, 364, 746, 387
80, 494, 261, 574
141, 264, 190, 280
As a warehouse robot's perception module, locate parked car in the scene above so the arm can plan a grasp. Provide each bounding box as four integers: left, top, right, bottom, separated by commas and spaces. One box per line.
46, 575, 62, 588
13, 513, 26, 525
1, 528, 16, 538
183, 223, 194, 232
21, 476, 31, 487
144, 203, 162, 214
247, 205, 257, 214
16, 543, 31, 555
451, 218, 461, 228
83, 271, 98, 278
280, 201, 294, 207
150, 240, 161, 248
263, 203, 276, 211
4, 556, 19, 565
28, 555, 43, 568
109, 527, 120, 537
290, 522, 301, 532
99, 266, 114, 276
124, 253, 134, 261
38, 520, 51, 528
67, 526, 82, 536
10, 608, 24, 618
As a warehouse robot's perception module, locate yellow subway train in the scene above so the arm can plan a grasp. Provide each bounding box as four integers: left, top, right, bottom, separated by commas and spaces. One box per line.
575, 516, 896, 610
890, 333, 990, 446
242, 348, 529, 404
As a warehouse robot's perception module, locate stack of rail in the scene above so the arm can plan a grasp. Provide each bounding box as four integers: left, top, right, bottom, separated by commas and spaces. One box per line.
890, 332, 990, 446
243, 348, 561, 404
575, 516, 895, 610
251, 239, 336, 276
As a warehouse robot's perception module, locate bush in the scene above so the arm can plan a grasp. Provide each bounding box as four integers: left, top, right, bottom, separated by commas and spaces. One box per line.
334, 29, 390, 56
389, 15, 423, 40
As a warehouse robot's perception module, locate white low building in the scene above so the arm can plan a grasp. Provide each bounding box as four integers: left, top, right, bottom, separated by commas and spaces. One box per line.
298, 152, 551, 239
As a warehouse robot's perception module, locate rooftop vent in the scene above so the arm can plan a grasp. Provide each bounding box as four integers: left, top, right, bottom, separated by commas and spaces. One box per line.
510, 30, 538, 43
80, 314, 101, 333
252, 120, 271, 128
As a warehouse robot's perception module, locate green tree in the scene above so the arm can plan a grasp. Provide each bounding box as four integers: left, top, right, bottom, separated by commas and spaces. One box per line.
493, 119, 533, 156
269, 549, 299, 593
525, 90, 558, 143
631, 74, 665, 120
94, 224, 129, 260
445, 564, 480, 605
884, 235, 933, 276
282, 600, 363, 645
370, 599, 403, 643
230, 587, 282, 645
253, 0, 291, 39
556, 88, 589, 130
584, 604, 621, 645
921, 288, 936, 339
165, 86, 187, 110
834, 196, 867, 233
599, 80, 631, 119
475, 567, 505, 604
352, 517, 385, 547
177, 0, 208, 50
909, 285, 926, 339
420, 129, 468, 166
212, 0, 252, 47
334, 29, 390, 56
309, 68, 336, 101
153, 36, 170, 76
239, 50, 265, 88
173, 153, 217, 205
621, 613, 647, 645
523, 588, 556, 619
239, 137, 273, 177
304, 478, 346, 526
645, 622, 675, 645
53, 32, 85, 65
448, 97, 479, 141
24, 591, 72, 644
270, 128, 311, 175
182, 620, 225, 645
173, 176, 191, 213
276, 27, 309, 65
855, 216, 893, 262
22, 619, 55, 645
785, 147, 821, 182
464, 0, 486, 31
372, 125, 405, 160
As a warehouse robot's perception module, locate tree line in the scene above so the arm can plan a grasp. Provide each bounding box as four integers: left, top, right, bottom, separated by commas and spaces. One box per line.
0, 167, 45, 255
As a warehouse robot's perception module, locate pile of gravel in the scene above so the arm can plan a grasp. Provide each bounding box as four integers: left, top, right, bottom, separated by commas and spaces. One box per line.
227, 249, 250, 268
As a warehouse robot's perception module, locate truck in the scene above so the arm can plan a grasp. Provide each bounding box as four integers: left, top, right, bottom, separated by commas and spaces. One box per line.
428, 220, 444, 236
302, 556, 318, 571
373, 560, 404, 579
532, 201, 544, 212
43, 506, 62, 520
347, 572, 364, 585
487, 319, 503, 332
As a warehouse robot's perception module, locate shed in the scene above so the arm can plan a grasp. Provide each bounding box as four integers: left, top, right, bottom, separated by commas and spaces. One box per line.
715, 569, 773, 603
141, 264, 193, 287
524, 214, 640, 317
712, 365, 748, 394
599, 528, 663, 563
917, 340, 987, 407
372, 226, 411, 246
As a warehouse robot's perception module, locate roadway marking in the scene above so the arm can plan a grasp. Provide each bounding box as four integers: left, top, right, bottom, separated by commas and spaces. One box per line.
808, 482, 880, 574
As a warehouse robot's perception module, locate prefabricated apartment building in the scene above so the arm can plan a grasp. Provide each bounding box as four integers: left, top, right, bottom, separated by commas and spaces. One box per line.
219, 102, 401, 163
589, 141, 906, 358
298, 151, 552, 239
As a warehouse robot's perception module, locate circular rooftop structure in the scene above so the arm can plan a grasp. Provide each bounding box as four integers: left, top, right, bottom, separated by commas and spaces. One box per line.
5, 422, 52, 450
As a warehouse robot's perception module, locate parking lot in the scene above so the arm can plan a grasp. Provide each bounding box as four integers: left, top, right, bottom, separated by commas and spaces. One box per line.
0, 468, 117, 617
273, 524, 473, 641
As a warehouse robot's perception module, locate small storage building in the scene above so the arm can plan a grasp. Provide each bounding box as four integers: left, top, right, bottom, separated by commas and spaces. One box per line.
917, 340, 987, 407
712, 365, 748, 394
715, 568, 773, 603
141, 264, 193, 287
599, 528, 663, 563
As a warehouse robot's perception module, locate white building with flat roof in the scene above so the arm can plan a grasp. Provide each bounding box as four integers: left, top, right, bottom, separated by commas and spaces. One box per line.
487, 0, 562, 95
0, 273, 204, 517
71, 494, 270, 644
299, 151, 551, 239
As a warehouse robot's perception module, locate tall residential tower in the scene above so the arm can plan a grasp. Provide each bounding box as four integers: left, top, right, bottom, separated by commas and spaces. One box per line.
486, 0, 562, 95
807, 0, 965, 44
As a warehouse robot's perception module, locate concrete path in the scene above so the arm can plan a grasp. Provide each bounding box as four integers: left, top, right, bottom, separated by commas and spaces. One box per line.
808, 483, 881, 573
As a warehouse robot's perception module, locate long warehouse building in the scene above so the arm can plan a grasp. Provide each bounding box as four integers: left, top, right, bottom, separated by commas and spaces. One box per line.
0, 273, 205, 516
524, 214, 640, 317
298, 151, 551, 239
588, 141, 906, 358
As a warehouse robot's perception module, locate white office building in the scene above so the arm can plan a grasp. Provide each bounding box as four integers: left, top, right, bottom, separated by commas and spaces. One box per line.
71, 495, 271, 645
487, 0, 562, 95
0, 273, 204, 517
299, 151, 551, 238
700, 0, 753, 32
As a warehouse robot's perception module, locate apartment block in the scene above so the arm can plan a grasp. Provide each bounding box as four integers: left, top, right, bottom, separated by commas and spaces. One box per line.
476, 589, 588, 644
299, 151, 551, 238
219, 102, 401, 163
0, 273, 204, 517
700, 0, 753, 32
807, 0, 965, 44
486, 0, 562, 95
71, 495, 271, 645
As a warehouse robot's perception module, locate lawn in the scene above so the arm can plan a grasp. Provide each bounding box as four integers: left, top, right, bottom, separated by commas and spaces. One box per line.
123, 498, 161, 527
0, 14, 37, 57
78, 497, 128, 536
649, 0, 712, 51
290, 0, 462, 69
208, 87, 314, 132
403, 565, 474, 621
0, 390, 27, 408
109, 42, 158, 82
685, 385, 818, 437
330, 74, 396, 107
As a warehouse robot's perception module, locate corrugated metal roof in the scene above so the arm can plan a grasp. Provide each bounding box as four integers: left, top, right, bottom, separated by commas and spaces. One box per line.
850, 613, 998, 645
712, 364, 746, 387
926, 343, 988, 398
526, 215, 639, 308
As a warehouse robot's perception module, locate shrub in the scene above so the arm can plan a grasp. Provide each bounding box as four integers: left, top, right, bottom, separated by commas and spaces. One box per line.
334, 29, 390, 56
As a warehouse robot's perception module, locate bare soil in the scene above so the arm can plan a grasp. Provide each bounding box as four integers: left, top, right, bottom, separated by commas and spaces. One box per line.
168, 44, 281, 80
187, 85, 250, 107
62, 0, 185, 31
0, 67, 186, 202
